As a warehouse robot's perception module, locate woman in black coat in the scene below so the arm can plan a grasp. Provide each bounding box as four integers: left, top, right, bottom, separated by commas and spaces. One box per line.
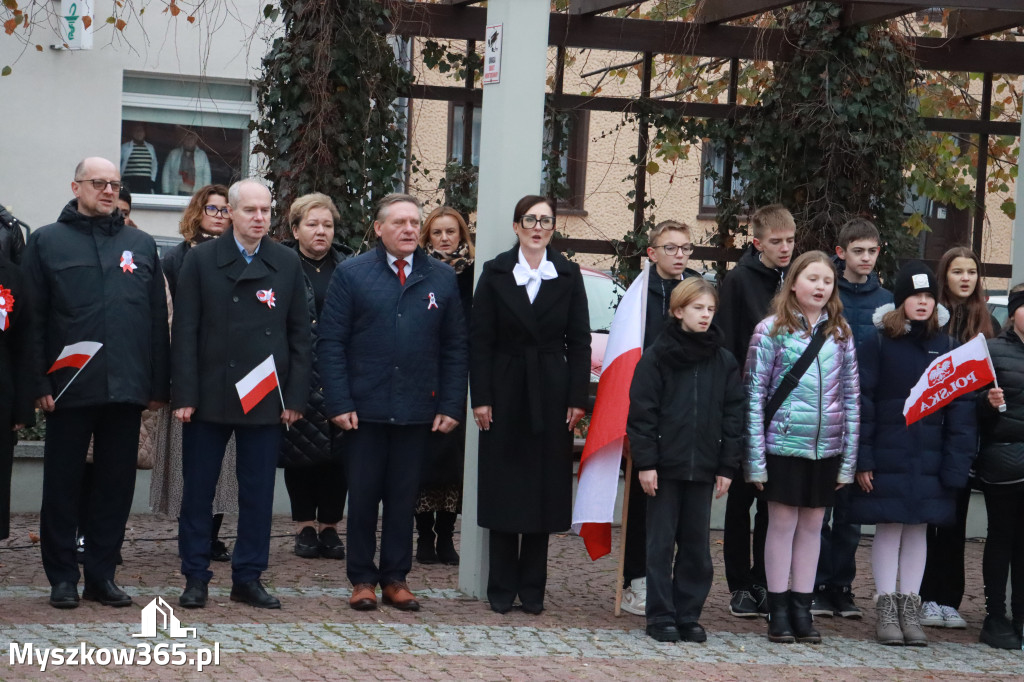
977, 285, 1024, 649
279, 193, 349, 560
414, 206, 474, 566
0, 253, 35, 540
470, 195, 591, 614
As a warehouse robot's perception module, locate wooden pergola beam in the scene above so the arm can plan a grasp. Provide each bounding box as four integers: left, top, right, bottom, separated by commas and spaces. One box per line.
440, 0, 484, 6
841, 2, 919, 27
386, 2, 1024, 75
568, 0, 637, 16
949, 9, 1024, 39
695, 0, 797, 25
839, 0, 1024, 9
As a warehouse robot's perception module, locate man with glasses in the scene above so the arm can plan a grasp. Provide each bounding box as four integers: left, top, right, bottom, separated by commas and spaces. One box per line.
619, 219, 704, 616
23, 157, 170, 609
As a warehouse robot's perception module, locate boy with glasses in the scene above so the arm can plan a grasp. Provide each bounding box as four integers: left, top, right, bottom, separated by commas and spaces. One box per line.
621, 219, 704, 616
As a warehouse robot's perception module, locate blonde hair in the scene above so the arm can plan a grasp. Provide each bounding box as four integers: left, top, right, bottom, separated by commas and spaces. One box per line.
288, 193, 340, 232
649, 219, 692, 247
668, 277, 717, 314
770, 250, 851, 342
419, 206, 475, 258
751, 204, 795, 241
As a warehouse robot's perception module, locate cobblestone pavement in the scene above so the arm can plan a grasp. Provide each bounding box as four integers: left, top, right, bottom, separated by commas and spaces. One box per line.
0, 514, 1020, 680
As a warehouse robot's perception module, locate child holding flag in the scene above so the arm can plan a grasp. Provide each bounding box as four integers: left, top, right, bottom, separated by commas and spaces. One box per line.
744, 251, 859, 645
849, 261, 977, 647
626, 278, 744, 643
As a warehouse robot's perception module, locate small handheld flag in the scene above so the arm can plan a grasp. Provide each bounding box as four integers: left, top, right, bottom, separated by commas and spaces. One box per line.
903, 333, 995, 426
235, 355, 283, 415
49, 341, 103, 403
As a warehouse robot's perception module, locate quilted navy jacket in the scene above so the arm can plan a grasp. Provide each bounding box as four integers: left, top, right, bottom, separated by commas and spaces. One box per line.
744, 312, 860, 484
317, 243, 468, 425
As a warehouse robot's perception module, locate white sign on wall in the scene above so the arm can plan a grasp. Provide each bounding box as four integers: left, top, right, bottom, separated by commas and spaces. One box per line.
60, 0, 94, 50
482, 23, 502, 85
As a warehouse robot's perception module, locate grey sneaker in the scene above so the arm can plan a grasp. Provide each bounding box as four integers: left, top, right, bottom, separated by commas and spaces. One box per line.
919, 600, 945, 627
939, 605, 967, 629
897, 593, 928, 646
875, 593, 904, 646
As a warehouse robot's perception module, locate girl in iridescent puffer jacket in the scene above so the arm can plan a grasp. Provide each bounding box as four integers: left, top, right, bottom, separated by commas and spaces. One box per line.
744, 250, 860, 645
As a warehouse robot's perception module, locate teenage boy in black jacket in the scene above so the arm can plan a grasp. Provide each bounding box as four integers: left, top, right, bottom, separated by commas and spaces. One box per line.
811, 218, 892, 620
717, 204, 794, 618
621, 220, 703, 616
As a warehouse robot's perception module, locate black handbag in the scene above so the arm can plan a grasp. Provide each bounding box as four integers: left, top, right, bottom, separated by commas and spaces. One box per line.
764, 326, 827, 425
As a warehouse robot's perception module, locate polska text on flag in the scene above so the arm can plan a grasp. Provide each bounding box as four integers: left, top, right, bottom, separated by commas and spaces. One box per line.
571, 265, 648, 560
235, 355, 280, 414
903, 333, 995, 426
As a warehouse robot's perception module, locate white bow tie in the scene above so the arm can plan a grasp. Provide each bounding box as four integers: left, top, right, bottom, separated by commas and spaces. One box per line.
513, 260, 558, 303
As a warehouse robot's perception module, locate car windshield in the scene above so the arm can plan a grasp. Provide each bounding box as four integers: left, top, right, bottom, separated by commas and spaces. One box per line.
583, 273, 625, 332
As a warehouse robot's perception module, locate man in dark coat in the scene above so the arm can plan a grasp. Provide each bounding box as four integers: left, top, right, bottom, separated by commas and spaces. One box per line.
172, 179, 310, 610
319, 193, 467, 613
24, 157, 170, 609
717, 204, 793, 618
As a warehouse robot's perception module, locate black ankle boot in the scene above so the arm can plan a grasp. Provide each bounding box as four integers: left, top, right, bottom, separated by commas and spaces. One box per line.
435, 511, 459, 565
789, 591, 821, 643
415, 512, 438, 564
766, 591, 795, 643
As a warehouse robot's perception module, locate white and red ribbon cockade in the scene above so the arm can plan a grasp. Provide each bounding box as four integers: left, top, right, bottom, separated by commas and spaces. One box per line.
0, 285, 14, 332
120, 250, 137, 273
256, 289, 276, 309
427, 292, 438, 310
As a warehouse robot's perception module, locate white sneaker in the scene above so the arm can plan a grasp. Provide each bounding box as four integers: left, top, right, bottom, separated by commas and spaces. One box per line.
919, 600, 945, 627
939, 605, 967, 629
621, 577, 646, 616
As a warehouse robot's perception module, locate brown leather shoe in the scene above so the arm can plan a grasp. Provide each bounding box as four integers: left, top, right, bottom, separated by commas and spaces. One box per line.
382, 581, 420, 611
349, 583, 377, 611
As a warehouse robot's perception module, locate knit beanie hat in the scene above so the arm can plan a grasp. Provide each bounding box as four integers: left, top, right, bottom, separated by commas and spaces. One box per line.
1008, 289, 1024, 321
893, 260, 938, 309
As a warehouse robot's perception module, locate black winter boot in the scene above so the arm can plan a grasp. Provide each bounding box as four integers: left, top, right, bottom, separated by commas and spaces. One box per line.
435, 511, 460, 565
766, 591, 795, 643
415, 512, 438, 564
789, 591, 822, 643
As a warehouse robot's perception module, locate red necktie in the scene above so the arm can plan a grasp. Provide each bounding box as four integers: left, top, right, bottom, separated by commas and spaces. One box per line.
395, 259, 407, 285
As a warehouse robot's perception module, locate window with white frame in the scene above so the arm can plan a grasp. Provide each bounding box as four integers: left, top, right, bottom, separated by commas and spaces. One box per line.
699, 142, 746, 218
120, 75, 256, 207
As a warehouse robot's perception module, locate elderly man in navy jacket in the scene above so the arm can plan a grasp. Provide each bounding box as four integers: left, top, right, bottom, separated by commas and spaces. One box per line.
172, 179, 310, 610
319, 193, 468, 612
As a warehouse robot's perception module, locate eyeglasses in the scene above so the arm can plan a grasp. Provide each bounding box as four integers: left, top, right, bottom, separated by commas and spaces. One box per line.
520, 214, 555, 230
78, 179, 122, 192
653, 243, 694, 256
204, 205, 230, 218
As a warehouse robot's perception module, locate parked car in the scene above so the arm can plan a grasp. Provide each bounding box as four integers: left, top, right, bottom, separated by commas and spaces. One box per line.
988, 295, 1008, 329
580, 266, 626, 383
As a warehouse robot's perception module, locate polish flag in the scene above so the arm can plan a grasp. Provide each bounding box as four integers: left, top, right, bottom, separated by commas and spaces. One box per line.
47, 341, 103, 374
572, 265, 648, 560
903, 333, 995, 426
235, 355, 280, 414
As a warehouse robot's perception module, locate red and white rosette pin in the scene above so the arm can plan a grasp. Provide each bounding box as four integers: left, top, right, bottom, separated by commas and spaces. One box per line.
0, 285, 14, 331
256, 288, 276, 309
120, 250, 137, 273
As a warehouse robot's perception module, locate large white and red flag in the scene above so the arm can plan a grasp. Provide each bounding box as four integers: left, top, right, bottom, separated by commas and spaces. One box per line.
572, 265, 648, 560
903, 333, 995, 426
235, 355, 281, 414
47, 341, 103, 374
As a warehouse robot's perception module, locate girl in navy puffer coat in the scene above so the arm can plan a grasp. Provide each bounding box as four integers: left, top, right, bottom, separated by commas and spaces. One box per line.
745, 251, 859, 645
850, 261, 977, 647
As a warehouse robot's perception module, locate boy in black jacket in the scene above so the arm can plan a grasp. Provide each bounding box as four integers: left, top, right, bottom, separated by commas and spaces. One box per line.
627, 278, 745, 642
717, 204, 794, 618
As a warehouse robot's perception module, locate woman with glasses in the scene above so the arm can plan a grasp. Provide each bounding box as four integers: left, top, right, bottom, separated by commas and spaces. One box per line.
470, 194, 591, 614
150, 184, 237, 562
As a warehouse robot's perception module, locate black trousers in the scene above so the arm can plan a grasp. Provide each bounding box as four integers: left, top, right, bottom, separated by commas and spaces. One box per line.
284, 459, 348, 524
982, 483, 1024, 620
344, 422, 428, 586
723, 479, 768, 592
488, 530, 549, 608
179, 420, 280, 584
40, 404, 142, 586
920, 486, 971, 608
622, 465, 647, 585
645, 479, 714, 626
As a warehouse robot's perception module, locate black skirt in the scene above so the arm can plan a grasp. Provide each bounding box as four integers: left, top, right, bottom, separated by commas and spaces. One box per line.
763, 454, 842, 508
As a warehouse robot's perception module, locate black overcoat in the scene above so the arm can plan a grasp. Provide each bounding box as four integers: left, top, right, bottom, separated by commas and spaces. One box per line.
470, 245, 591, 533
0, 255, 35, 539
171, 228, 311, 426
